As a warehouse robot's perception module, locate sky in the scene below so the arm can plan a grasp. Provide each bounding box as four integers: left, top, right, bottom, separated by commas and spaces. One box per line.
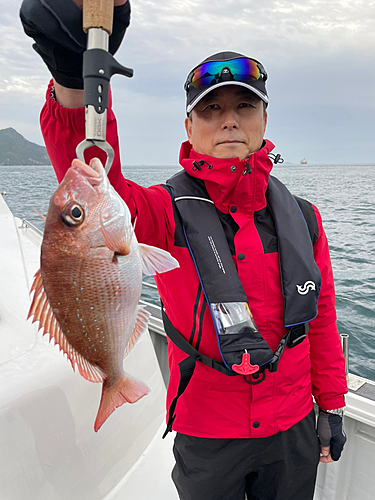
0, 0, 374, 165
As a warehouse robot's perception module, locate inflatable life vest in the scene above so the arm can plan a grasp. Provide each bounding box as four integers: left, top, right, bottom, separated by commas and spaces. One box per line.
162, 171, 321, 437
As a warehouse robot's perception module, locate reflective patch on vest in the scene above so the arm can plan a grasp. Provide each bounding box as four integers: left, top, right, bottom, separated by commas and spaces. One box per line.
208, 235, 226, 274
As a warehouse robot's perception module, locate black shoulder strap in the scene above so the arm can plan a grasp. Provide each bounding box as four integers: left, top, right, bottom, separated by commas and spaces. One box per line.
267, 176, 321, 326
294, 196, 319, 246
167, 171, 247, 304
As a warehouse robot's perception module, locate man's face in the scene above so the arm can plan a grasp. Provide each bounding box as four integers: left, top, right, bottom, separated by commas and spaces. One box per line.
185, 86, 267, 160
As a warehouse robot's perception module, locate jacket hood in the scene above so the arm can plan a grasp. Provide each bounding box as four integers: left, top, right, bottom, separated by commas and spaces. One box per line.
178, 139, 276, 213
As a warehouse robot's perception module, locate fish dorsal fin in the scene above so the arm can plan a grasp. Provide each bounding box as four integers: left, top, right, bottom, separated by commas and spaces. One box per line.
28, 269, 106, 383
123, 305, 150, 359
138, 243, 179, 276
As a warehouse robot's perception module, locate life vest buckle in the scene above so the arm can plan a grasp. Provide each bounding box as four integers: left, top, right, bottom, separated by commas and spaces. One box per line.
268, 323, 309, 373
231, 351, 259, 376
287, 323, 309, 348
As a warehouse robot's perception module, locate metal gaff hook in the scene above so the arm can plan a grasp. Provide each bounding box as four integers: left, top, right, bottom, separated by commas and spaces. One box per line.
76, 138, 115, 174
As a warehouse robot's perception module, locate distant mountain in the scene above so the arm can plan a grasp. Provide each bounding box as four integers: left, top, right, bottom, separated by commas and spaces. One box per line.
0, 127, 51, 166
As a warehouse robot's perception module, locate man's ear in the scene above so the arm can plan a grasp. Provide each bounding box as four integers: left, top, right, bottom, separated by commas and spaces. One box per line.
263, 111, 268, 135
185, 116, 193, 144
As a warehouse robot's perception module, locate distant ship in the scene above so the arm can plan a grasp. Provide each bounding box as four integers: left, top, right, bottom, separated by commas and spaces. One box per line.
300, 158, 307, 164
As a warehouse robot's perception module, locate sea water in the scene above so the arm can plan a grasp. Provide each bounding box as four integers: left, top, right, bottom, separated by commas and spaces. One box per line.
1, 163, 374, 381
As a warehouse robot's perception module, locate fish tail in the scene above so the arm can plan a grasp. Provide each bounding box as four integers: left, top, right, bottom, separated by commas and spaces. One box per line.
94, 375, 150, 432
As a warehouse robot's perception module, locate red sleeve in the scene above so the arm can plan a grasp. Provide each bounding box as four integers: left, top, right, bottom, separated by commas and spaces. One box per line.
40, 80, 175, 250
308, 205, 348, 410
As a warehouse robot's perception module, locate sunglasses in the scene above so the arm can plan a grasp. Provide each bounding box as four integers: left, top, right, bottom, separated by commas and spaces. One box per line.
185, 57, 267, 91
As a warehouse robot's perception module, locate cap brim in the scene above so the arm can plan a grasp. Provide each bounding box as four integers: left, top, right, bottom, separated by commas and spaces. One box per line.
186, 81, 269, 113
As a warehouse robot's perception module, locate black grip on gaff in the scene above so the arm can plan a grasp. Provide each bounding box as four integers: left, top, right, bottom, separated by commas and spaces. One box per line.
82, 48, 133, 113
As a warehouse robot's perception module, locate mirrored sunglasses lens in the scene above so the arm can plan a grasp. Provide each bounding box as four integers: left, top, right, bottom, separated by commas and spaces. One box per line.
190, 58, 260, 89
190, 61, 223, 88
229, 58, 260, 81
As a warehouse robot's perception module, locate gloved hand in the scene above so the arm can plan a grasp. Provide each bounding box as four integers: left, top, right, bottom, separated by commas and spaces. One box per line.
317, 408, 347, 462
19, 0, 130, 89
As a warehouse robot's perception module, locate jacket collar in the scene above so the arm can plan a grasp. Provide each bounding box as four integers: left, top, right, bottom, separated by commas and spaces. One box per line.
178, 139, 276, 213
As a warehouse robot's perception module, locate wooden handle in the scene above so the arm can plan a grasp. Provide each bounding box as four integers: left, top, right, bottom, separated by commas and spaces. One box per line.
83, 0, 114, 35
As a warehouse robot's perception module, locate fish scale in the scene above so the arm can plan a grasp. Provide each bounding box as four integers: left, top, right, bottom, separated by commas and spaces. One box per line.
43, 247, 141, 368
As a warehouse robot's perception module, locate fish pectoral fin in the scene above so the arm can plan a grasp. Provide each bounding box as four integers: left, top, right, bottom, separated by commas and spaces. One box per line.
94, 375, 150, 432
28, 269, 106, 384
124, 305, 150, 358
139, 243, 180, 276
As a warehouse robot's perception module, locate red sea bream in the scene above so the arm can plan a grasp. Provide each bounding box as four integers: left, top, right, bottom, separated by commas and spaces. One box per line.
28, 158, 179, 431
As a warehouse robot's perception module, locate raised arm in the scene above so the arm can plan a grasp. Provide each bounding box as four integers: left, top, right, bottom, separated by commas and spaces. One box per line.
20, 0, 175, 250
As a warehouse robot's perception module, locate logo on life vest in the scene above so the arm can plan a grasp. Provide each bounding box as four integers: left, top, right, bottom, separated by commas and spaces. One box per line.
296, 281, 316, 295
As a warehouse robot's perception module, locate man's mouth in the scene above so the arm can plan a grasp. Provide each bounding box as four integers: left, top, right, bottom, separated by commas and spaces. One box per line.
217, 140, 244, 145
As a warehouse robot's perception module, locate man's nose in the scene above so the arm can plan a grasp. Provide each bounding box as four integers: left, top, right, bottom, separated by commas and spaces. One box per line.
221, 108, 239, 129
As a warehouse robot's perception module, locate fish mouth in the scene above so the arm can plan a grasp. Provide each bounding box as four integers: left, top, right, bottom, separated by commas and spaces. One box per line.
71, 159, 103, 187
75, 161, 100, 178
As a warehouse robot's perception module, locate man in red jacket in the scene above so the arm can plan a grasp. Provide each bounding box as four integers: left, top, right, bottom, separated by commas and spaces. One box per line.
21, 1, 348, 499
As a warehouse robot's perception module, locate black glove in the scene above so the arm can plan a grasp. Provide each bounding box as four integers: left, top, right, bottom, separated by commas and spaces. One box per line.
317, 409, 347, 461
20, 0, 131, 89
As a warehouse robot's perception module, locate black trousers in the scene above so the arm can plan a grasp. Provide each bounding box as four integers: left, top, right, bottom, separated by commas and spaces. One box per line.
172, 410, 320, 500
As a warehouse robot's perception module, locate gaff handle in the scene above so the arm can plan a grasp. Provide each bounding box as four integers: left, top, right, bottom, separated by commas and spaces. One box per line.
83, 49, 133, 113
83, 0, 114, 34
79, 0, 133, 174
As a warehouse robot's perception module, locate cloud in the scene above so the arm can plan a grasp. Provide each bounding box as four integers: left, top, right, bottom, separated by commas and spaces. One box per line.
125, 0, 375, 60
1, 0, 374, 163
0, 75, 46, 97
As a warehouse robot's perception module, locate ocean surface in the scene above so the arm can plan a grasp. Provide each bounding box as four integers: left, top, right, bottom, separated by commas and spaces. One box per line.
1, 163, 374, 382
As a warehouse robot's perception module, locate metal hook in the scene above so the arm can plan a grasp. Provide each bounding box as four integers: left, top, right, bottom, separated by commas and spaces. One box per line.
76, 139, 115, 174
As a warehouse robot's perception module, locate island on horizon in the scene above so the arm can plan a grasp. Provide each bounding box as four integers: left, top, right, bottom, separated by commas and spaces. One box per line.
0, 127, 51, 166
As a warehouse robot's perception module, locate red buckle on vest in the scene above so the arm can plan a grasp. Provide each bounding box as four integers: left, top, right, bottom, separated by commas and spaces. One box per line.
231, 352, 259, 375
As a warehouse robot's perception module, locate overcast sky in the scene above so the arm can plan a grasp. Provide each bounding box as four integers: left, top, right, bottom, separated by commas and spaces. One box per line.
1, 0, 374, 165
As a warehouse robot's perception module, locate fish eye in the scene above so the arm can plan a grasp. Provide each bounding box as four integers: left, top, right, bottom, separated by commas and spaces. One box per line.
71, 206, 83, 220
62, 202, 85, 226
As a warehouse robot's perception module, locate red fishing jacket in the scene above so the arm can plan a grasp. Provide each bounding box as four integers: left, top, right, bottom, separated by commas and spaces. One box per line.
40, 81, 347, 438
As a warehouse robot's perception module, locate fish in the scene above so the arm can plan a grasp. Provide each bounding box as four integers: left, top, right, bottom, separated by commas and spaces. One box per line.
28, 158, 179, 431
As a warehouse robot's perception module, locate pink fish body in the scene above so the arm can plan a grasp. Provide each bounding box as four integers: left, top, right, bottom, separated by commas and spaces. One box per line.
28, 159, 179, 431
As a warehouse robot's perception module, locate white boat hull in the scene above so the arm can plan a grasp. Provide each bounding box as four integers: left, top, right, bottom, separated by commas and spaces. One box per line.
0, 194, 173, 499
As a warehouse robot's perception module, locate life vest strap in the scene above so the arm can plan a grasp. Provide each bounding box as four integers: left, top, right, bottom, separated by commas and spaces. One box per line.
162, 355, 196, 439
162, 306, 236, 439
162, 307, 236, 377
